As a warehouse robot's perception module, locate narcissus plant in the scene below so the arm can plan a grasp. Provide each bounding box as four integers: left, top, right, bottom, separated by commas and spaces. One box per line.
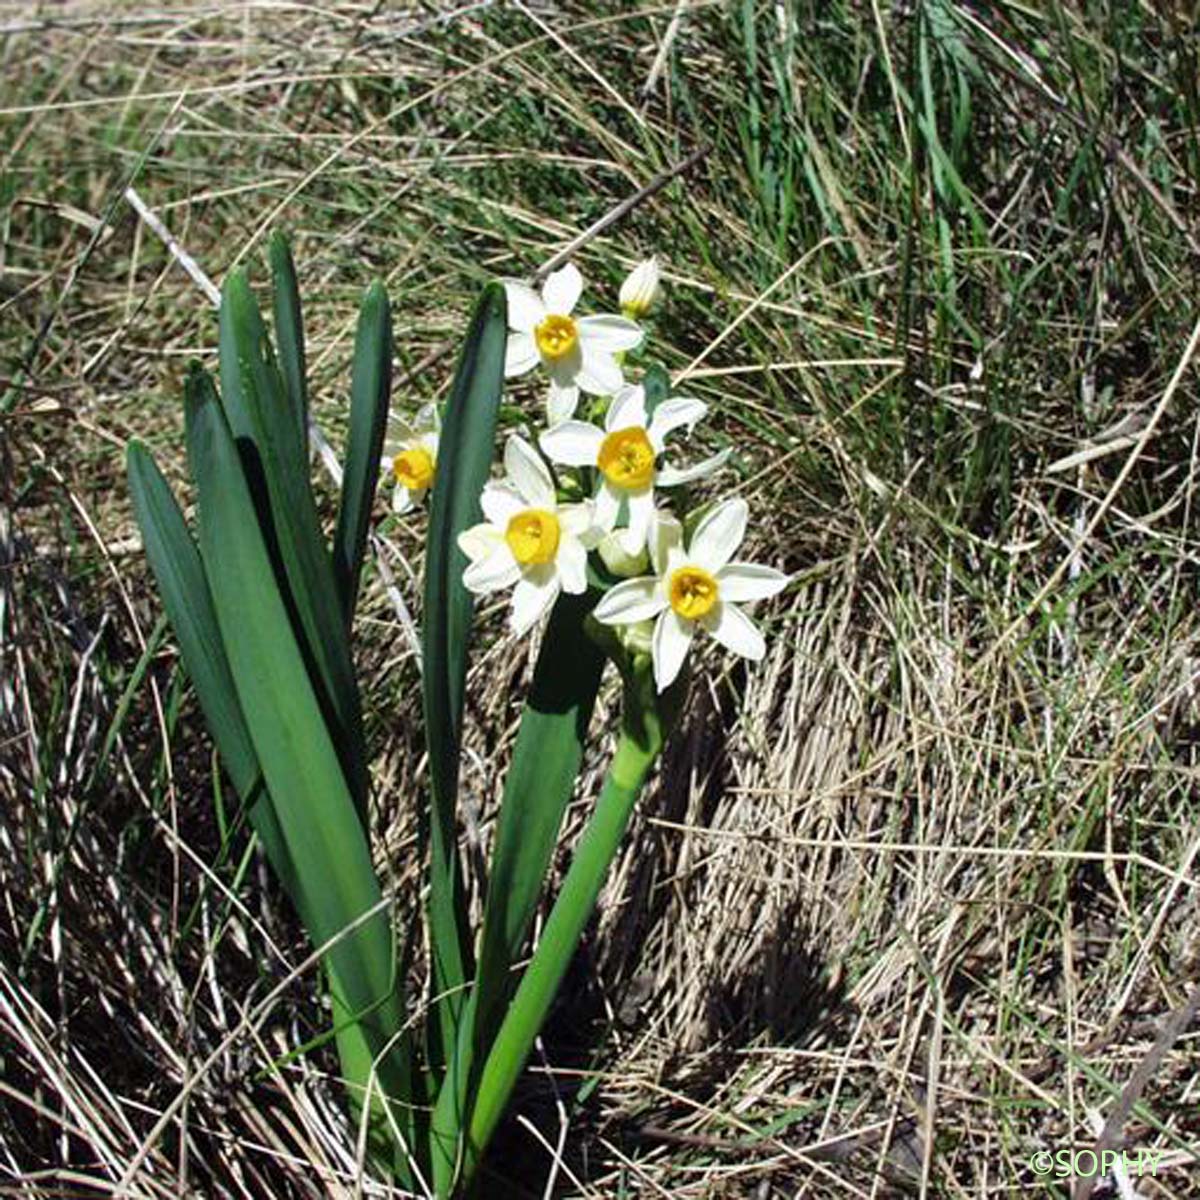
126, 237, 789, 1199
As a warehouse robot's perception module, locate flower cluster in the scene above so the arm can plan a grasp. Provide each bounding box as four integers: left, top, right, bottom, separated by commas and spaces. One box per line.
386, 258, 788, 691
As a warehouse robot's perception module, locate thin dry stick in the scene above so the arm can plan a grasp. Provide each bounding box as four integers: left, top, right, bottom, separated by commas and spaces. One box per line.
533, 143, 710, 283
124, 186, 219, 306
1074, 984, 1200, 1200
675, 238, 837, 383
642, 0, 691, 98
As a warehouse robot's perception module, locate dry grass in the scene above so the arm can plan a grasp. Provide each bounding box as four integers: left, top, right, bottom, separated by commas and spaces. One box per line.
3, 1, 1200, 1196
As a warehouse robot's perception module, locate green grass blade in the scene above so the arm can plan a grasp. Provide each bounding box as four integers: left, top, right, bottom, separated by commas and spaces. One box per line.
268, 230, 308, 455
126, 433, 294, 896
429, 591, 606, 1193
185, 381, 416, 1174
462, 666, 675, 1185
217, 269, 370, 820
421, 281, 507, 1072
333, 280, 393, 621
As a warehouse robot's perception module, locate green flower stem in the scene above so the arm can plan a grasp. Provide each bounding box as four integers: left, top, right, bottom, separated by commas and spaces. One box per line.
458, 662, 673, 1191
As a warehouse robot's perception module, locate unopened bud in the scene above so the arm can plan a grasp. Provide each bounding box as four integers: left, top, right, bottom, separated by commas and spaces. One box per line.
597, 530, 649, 578
620, 619, 655, 657
619, 256, 661, 319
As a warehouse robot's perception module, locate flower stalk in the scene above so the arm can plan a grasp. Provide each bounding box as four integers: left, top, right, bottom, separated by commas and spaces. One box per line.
459, 652, 682, 1190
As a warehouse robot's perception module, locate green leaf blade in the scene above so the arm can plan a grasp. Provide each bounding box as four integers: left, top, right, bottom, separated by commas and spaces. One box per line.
185, 381, 415, 1168
217, 269, 371, 819
125, 433, 294, 895
430, 591, 605, 1195
421, 281, 508, 1073
269, 230, 309, 455
334, 280, 393, 620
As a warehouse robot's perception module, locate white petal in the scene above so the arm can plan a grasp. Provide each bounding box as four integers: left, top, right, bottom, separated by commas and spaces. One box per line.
504, 281, 544, 332
575, 345, 624, 396
539, 420, 604, 467
606, 383, 647, 432
510, 570, 559, 635
459, 523, 501, 563
664, 542, 689, 577
384, 419, 417, 451
546, 380, 579, 425
480, 483, 524, 528
576, 314, 643, 352
414, 402, 440, 433
656, 447, 732, 487
392, 485, 414, 514
716, 563, 790, 603
690, 497, 748, 572
462, 542, 521, 594
647, 397, 707, 450
594, 577, 667, 625
505, 331, 539, 377
622, 488, 656, 555
702, 601, 766, 661
558, 500, 598, 543
540, 262, 583, 315
652, 609, 693, 692
594, 480, 621, 531
556, 535, 588, 594
504, 435, 555, 507
648, 510, 683, 577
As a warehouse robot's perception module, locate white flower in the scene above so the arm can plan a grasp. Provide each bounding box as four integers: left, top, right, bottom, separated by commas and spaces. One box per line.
457, 434, 600, 636
504, 262, 643, 425
619, 256, 661, 319
593, 499, 789, 692
539, 382, 730, 557
382, 403, 440, 513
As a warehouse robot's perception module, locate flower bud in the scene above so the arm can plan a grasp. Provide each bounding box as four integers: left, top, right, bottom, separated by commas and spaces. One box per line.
620, 619, 655, 657
597, 530, 649, 578
619, 256, 661, 319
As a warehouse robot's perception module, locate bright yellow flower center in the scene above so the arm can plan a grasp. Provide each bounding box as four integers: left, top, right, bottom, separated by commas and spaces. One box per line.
505, 508, 561, 565
393, 446, 435, 491
597, 427, 655, 489
534, 313, 578, 361
669, 565, 719, 620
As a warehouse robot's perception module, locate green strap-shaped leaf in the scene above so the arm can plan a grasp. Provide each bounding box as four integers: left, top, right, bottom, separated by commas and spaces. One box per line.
185, 382, 415, 1175
421, 281, 507, 1074
126, 433, 295, 899
217, 270, 370, 820
334, 280, 393, 621
429, 592, 605, 1193
268, 231, 308, 455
